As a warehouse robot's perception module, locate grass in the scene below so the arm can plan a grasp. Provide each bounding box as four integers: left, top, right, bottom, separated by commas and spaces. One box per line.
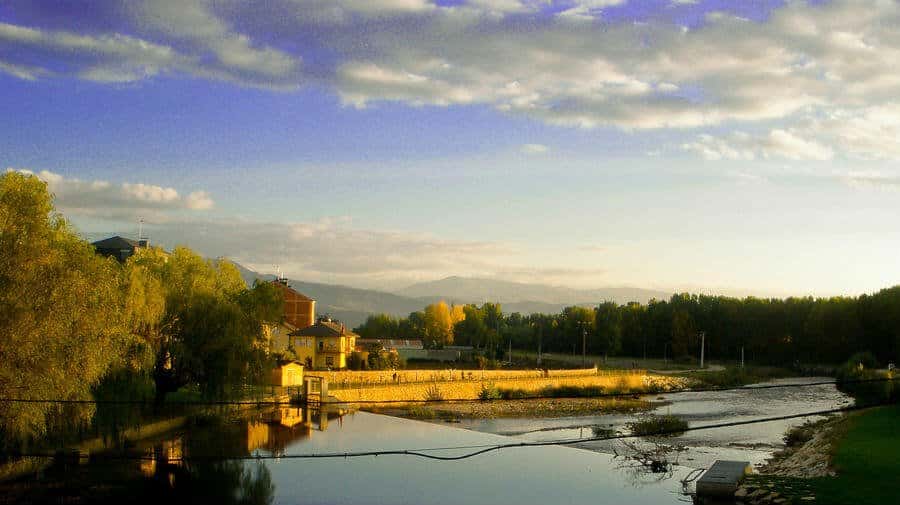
489, 379, 683, 401
628, 414, 688, 437
493, 384, 621, 400
678, 366, 794, 388
808, 404, 900, 505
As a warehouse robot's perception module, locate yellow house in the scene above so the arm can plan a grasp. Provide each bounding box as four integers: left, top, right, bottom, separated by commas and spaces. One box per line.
289, 317, 357, 370
262, 321, 298, 353
270, 360, 304, 387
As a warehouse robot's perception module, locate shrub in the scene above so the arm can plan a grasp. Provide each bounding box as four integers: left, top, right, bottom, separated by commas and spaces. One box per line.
540, 385, 606, 397
498, 388, 530, 399
424, 383, 444, 402
784, 422, 816, 447
478, 383, 501, 400
628, 414, 688, 437
847, 351, 878, 370
408, 406, 436, 419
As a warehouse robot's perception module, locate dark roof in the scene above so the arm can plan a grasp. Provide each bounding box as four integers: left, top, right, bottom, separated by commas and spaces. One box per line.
357, 338, 424, 350
290, 320, 358, 338
91, 236, 138, 249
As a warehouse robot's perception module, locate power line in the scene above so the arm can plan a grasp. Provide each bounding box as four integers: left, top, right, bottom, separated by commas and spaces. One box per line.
4, 401, 895, 463
0, 376, 895, 406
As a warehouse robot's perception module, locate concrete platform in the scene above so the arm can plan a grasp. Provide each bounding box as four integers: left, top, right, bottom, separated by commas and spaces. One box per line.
696, 460, 751, 499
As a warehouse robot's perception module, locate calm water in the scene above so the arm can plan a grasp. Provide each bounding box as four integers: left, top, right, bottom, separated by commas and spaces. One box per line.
16, 409, 696, 504
11, 378, 850, 503
454, 377, 854, 469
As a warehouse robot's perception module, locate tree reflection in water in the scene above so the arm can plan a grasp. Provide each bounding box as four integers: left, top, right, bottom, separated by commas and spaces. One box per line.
611, 439, 687, 487
3, 407, 345, 504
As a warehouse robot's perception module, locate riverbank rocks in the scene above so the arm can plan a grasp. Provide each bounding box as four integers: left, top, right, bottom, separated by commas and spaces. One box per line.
734, 482, 816, 505
759, 416, 841, 478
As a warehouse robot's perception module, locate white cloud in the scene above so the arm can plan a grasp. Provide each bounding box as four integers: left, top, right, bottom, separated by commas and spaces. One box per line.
0, 59, 47, 80
806, 104, 900, 161
521, 143, 549, 155
684, 102, 900, 162
3, 0, 900, 158
8, 168, 215, 219
843, 172, 900, 193
133, 0, 299, 81
683, 129, 834, 161
146, 216, 516, 288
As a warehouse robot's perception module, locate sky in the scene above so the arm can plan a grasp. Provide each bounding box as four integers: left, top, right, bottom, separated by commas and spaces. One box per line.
2, 0, 900, 297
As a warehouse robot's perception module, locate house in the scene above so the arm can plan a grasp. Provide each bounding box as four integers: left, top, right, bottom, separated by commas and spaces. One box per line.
270, 360, 304, 387
289, 317, 358, 370
91, 235, 149, 262
262, 321, 298, 354
270, 278, 316, 330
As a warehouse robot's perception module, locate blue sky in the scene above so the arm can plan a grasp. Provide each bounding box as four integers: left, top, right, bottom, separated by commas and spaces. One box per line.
3, 0, 900, 295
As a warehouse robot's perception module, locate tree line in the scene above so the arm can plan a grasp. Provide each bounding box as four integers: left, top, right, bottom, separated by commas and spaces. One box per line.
356, 292, 900, 367
1, 171, 283, 449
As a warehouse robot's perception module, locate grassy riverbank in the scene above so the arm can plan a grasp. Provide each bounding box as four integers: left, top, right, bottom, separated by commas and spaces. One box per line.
371, 396, 656, 420
366, 373, 686, 419
676, 366, 795, 388
807, 404, 900, 505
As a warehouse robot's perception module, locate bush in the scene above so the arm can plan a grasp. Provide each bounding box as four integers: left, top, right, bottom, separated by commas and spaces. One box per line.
478, 383, 501, 400
783, 421, 817, 447
498, 388, 530, 399
540, 385, 606, 397
408, 406, 436, 419
424, 383, 444, 402
628, 414, 688, 437
847, 351, 878, 370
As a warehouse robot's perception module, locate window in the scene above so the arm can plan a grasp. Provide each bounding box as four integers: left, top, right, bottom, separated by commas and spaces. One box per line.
318, 340, 324, 351
325, 356, 334, 367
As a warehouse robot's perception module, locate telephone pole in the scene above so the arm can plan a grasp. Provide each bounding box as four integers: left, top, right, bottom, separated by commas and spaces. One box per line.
582, 327, 587, 369
699, 331, 706, 369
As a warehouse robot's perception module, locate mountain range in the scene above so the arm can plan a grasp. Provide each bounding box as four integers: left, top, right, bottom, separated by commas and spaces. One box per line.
235, 264, 670, 328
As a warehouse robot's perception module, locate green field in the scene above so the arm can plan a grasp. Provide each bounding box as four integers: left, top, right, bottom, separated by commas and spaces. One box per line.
810, 404, 900, 505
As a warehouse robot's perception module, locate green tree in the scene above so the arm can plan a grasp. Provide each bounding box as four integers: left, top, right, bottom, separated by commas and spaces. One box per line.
0, 171, 128, 445
354, 313, 400, 339
594, 302, 623, 356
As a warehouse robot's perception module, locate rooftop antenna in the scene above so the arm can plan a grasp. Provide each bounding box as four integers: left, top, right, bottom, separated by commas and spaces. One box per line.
273, 265, 288, 285
137, 218, 150, 247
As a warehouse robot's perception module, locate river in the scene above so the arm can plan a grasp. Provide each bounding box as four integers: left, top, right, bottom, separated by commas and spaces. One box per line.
452, 377, 854, 469
5, 377, 851, 504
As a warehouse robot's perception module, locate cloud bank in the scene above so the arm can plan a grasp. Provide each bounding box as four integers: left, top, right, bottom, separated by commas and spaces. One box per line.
9, 168, 214, 220
2, 1, 900, 158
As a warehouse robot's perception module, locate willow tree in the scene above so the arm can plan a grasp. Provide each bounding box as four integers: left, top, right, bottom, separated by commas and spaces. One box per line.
0, 171, 127, 447
124, 245, 279, 400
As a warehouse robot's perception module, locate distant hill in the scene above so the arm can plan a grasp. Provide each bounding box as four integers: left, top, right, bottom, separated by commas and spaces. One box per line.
233, 263, 431, 327
233, 265, 671, 328
396, 276, 670, 305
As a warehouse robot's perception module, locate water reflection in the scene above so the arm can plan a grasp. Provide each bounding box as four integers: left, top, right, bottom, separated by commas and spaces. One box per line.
125, 407, 349, 504
4, 407, 347, 504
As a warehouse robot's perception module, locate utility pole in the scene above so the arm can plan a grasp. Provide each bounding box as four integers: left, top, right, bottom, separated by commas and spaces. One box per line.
582, 327, 587, 369
699, 331, 706, 369
741, 346, 745, 369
